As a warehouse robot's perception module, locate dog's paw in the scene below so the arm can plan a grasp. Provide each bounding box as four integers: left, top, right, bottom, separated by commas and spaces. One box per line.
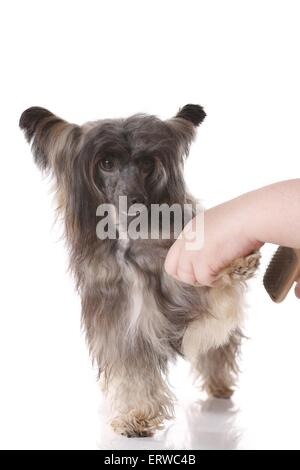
111, 411, 164, 438
206, 384, 234, 399
217, 251, 260, 286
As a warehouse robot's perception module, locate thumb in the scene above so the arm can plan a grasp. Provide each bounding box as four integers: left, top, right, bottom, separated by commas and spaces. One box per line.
295, 282, 300, 299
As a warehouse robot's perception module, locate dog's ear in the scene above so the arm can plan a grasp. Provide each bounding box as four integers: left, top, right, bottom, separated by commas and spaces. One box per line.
167, 104, 206, 156
19, 106, 81, 172
175, 104, 206, 127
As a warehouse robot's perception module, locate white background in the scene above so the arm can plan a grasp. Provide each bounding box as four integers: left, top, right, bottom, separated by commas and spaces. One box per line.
0, 0, 299, 450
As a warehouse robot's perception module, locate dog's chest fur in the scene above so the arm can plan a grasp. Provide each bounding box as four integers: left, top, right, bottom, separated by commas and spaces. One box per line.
81, 237, 241, 367
115, 245, 171, 348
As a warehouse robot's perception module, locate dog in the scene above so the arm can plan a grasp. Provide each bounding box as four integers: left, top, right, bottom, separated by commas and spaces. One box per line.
19, 104, 259, 437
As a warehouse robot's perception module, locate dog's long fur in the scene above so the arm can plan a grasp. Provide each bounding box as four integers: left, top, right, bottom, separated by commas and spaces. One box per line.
20, 105, 259, 437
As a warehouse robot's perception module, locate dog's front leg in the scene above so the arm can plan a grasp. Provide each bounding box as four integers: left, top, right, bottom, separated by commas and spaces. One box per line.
103, 361, 174, 438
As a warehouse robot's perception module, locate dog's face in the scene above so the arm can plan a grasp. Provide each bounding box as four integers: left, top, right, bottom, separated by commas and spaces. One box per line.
84, 116, 178, 209
20, 105, 205, 249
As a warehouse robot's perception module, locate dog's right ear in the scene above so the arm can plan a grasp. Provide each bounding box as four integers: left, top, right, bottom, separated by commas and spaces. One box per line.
19, 107, 81, 172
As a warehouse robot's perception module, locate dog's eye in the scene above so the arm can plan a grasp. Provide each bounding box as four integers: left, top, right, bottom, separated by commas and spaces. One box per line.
140, 157, 155, 175
99, 157, 115, 172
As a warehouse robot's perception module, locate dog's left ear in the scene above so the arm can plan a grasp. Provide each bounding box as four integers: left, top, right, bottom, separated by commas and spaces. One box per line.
175, 104, 206, 127
167, 104, 206, 156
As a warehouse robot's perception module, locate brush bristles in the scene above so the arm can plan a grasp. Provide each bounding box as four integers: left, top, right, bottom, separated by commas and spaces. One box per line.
263, 246, 298, 302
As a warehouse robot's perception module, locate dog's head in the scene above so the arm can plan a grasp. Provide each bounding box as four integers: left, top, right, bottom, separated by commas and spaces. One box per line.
20, 105, 205, 249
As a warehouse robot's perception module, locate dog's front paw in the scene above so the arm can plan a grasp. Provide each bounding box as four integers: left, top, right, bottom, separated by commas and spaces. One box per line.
111, 411, 164, 438
217, 251, 260, 286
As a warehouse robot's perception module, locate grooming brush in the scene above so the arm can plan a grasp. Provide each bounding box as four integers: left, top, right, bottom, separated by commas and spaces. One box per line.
263, 247, 300, 303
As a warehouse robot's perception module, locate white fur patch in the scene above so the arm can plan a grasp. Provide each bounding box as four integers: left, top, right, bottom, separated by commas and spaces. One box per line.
182, 283, 244, 363
125, 267, 144, 334
116, 251, 170, 355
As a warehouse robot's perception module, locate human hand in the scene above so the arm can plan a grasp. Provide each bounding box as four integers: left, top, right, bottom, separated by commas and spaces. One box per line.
165, 180, 300, 290
164, 202, 263, 286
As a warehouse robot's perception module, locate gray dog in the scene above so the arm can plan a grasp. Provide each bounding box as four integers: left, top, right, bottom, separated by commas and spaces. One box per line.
20, 105, 259, 437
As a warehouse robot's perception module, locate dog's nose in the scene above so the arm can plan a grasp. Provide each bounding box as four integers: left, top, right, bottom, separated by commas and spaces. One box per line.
127, 194, 145, 206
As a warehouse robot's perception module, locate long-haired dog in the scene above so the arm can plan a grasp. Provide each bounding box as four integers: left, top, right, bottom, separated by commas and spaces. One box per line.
19, 105, 259, 437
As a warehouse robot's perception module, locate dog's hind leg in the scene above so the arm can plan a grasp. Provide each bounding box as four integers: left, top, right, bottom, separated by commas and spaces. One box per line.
195, 328, 242, 398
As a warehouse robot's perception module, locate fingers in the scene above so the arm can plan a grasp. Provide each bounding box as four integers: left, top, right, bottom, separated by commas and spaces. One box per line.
165, 238, 216, 286
295, 283, 300, 299
164, 240, 181, 278
176, 262, 197, 285
165, 239, 197, 285
192, 260, 215, 287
